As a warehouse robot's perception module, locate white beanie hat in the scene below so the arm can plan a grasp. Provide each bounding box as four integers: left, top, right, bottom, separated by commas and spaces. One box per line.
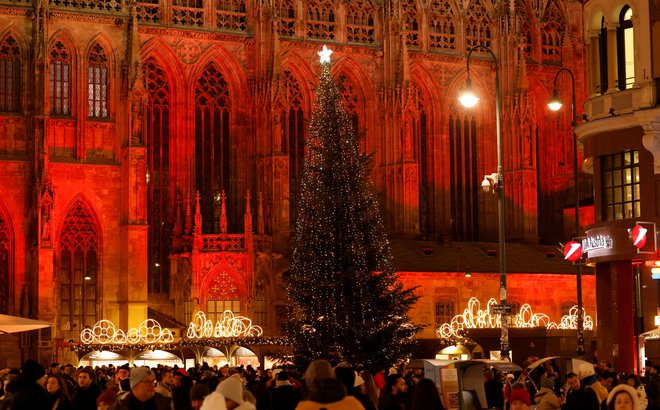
216, 374, 244, 405
200, 392, 228, 410
606, 384, 639, 409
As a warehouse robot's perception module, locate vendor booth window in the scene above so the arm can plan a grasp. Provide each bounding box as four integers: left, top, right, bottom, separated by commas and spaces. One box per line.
601, 150, 639, 221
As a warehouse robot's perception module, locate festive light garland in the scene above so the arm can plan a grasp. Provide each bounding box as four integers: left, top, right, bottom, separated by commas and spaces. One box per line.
436, 297, 594, 339
186, 310, 264, 338
80, 319, 174, 345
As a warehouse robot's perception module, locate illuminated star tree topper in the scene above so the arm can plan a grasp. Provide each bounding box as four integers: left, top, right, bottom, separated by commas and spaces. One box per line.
317, 45, 333, 64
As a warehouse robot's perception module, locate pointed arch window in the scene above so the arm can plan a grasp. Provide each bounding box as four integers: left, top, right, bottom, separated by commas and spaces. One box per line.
0, 35, 21, 114
541, 1, 564, 61
0, 210, 11, 314
87, 43, 109, 119
617, 6, 634, 90
402, 1, 419, 47
59, 200, 99, 331
207, 271, 240, 322
465, 0, 492, 50
306, 0, 335, 40
195, 64, 233, 233
429, 0, 456, 50
144, 58, 171, 294
283, 70, 306, 227
408, 85, 434, 236
346, 0, 375, 44
519, 12, 533, 57
449, 107, 479, 241
274, 0, 296, 37
49, 40, 72, 116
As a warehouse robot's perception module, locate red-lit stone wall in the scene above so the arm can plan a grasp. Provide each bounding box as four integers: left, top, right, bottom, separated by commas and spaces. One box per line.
0, 0, 593, 365
399, 272, 597, 339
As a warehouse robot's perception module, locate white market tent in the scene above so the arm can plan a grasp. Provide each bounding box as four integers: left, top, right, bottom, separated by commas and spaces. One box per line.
0, 314, 51, 334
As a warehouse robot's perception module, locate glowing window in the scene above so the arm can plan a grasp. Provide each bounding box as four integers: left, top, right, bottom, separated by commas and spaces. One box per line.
0, 36, 21, 113
87, 44, 108, 119
601, 150, 640, 221
617, 6, 634, 90
49, 41, 71, 116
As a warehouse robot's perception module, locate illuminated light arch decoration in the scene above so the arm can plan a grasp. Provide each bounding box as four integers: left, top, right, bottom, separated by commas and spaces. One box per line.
436, 297, 594, 339
186, 310, 263, 339
80, 319, 174, 345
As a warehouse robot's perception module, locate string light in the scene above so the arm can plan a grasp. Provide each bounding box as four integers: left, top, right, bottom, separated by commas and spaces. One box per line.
186, 310, 263, 338
436, 297, 593, 339
80, 319, 174, 345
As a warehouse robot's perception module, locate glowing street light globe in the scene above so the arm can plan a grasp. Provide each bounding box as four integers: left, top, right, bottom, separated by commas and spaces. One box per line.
547, 90, 563, 111
458, 79, 479, 108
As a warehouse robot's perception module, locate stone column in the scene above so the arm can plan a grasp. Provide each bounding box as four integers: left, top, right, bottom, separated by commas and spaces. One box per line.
586, 30, 601, 95
606, 22, 619, 92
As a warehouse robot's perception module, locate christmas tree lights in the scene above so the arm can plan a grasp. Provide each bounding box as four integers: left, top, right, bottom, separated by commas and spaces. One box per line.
285, 46, 421, 370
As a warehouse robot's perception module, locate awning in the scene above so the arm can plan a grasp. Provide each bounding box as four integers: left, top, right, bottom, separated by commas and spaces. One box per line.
0, 314, 51, 334
639, 327, 660, 338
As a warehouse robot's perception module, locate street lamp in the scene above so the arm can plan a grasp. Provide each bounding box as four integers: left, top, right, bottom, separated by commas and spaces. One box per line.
458, 45, 509, 361
547, 67, 585, 357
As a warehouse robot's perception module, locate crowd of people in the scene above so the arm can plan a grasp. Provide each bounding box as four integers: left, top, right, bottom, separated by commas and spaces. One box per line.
0, 357, 658, 410
491, 359, 660, 410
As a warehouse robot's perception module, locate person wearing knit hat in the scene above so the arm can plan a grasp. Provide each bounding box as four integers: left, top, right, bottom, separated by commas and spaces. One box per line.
297, 360, 365, 410
217, 374, 256, 410
271, 371, 299, 410
534, 377, 561, 410
509, 387, 531, 410
96, 388, 118, 410
200, 374, 256, 410
605, 384, 639, 410
190, 383, 210, 410
109, 366, 171, 410
4, 360, 50, 410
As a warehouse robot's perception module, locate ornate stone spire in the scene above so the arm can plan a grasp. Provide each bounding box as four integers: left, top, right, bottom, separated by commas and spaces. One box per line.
257, 192, 265, 235
244, 190, 253, 234
194, 191, 202, 235
220, 190, 228, 234
185, 197, 192, 235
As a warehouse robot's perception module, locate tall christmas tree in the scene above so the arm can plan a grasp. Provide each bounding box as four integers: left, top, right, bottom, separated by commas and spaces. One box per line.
285, 46, 421, 371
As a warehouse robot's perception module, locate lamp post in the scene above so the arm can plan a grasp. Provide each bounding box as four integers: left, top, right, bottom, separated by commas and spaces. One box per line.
458, 45, 509, 361
547, 68, 585, 357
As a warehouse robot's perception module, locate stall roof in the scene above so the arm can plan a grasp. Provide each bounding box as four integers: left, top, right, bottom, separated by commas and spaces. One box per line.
407, 359, 522, 372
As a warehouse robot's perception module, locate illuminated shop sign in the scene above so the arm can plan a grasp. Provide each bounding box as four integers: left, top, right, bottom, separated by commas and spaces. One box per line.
583, 223, 657, 262
581, 235, 613, 252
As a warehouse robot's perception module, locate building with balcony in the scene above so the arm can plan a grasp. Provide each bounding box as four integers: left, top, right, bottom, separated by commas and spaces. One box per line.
576, 0, 660, 372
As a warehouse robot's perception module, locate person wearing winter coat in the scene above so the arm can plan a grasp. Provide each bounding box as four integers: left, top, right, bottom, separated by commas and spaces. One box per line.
110, 366, 171, 410
624, 374, 648, 410
534, 377, 561, 410
201, 374, 256, 410
2, 360, 50, 410
295, 360, 365, 410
